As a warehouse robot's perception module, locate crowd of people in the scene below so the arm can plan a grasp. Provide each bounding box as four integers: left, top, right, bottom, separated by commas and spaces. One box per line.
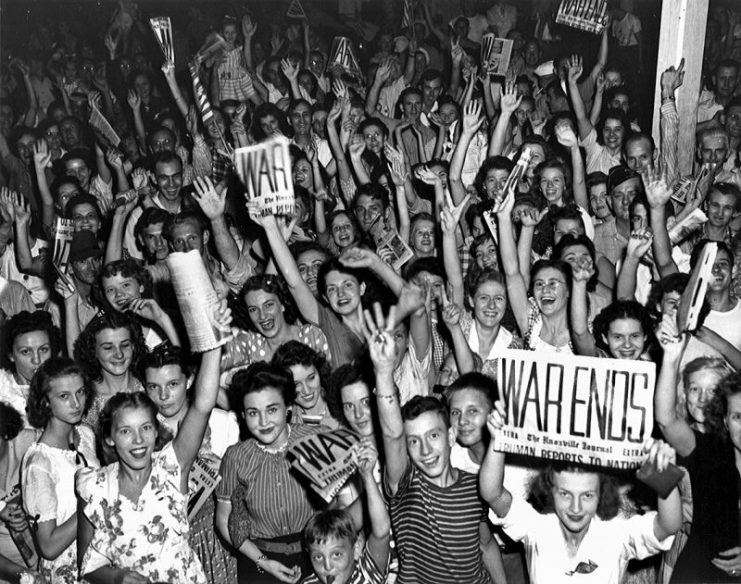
1, 0, 741, 582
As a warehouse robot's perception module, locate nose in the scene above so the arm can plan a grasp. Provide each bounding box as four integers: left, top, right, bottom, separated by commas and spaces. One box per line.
70, 393, 81, 409
133, 429, 144, 444
323, 556, 332, 573
30, 351, 40, 365
159, 386, 170, 401
420, 437, 432, 456
259, 411, 269, 426
113, 345, 124, 359
569, 497, 581, 515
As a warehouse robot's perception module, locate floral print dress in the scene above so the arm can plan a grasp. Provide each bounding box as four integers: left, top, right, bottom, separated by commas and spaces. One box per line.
76, 442, 206, 584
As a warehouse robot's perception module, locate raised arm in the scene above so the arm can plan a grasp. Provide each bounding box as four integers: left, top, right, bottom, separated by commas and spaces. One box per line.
654, 315, 696, 457
366, 307, 409, 495
162, 62, 189, 119
659, 60, 684, 187
586, 22, 609, 85
356, 439, 391, 573
569, 257, 598, 357
646, 440, 683, 541
33, 140, 56, 234
440, 297, 475, 375
555, 121, 588, 210
488, 82, 521, 158
644, 167, 679, 278
566, 56, 592, 140
193, 177, 242, 270
616, 228, 654, 300
450, 100, 484, 205
479, 404, 513, 517
440, 197, 470, 306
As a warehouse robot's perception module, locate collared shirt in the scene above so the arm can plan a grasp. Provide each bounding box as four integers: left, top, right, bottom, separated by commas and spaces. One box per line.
593, 216, 628, 266
579, 127, 622, 175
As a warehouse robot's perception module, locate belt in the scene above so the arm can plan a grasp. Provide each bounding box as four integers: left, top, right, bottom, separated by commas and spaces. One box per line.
253, 537, 303, 555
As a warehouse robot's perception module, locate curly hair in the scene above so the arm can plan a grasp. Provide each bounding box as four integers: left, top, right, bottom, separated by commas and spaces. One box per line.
326, 363, 375, 426
4, 310, 61, 365
401, 395, 449, 426
474, 156, 514, 200
531, 158, 573, 206
553, 234, 599, 293
96, 259, 154, 313
229, 361, 296, 413
272, 341, 331, 393
703, 371, 741, 439
73, 312, 147, 383
592, 300, 655, 357
0, 401, 23, 440
528, 463, 621, 520
26, 358, 92, 429
241, 274, 298, 326
99, 391, 171, 452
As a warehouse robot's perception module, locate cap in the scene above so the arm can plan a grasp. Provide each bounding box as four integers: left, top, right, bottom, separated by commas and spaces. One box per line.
68, 230, 102, 263
607, 165, 640, 193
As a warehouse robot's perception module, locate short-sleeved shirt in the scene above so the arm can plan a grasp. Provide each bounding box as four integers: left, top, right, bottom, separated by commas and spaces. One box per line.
387, 463, 491, 584
495, 496, 673, 584
579, 128, 622, 175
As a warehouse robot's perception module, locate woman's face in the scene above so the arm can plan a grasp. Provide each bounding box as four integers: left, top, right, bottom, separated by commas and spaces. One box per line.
260, 114, 280, 137
70, 203, 100, 235
290, 363, 322, 411
602, 118, 625, 152
245, 289, 286, 339
630, 203, 649, 231
103, 273, 144, 313
515, 101, 534, 127
340, 381, 373, 437
297, 250, 326, 295
551, 471, 600, 536
108, 405, 158, 470
449, 388, 489, 447
474, 239, 498, 271
293, 159, 313, 189
539, 167, 565, 205
95, 327, 134, 377
686, 368, 724, 424
532, 266, 569, 315
330, 214, 357, 249
145, 364, 189, 420
206, 110, 226, 141
603, 318, 645, 360
47, 374, 87, 426
411, 219, 435, 255
484, 168, 509, 199
65, 158, 91, 190
11, 331, 52, 384
243, 387, 290, 447
223, 23, 238, 46
361, 124, 385, 154
324, 270, 363, 316
471, 280, 507, 329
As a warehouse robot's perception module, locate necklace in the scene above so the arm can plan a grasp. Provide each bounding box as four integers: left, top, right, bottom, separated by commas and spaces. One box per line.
256, 425, 292, 454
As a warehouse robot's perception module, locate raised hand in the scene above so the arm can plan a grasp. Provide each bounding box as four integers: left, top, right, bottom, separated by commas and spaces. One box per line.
364, 303, 398, 373
33, 139, 52, 170
12, 193, 31, 225
339, 246, 377, 269
127, 89, 141, 110
661, 58, 685, 93
327, 98, 343, 124
193, 176, 227, 220
415, 165, 442, 186
186, 105, 200, 137
626, 228, 654, 260
595, 71, 606, 93
499, 80, 522, 115
242, 14, 257, 38
332, 78, 348, 98
440, 296, 462, 328
354, 437, 379, 478
642, 438, 677, 473
450, 38, 464, 66
461, 100, 484, 134
485, 401, 507, 437
655, 312, 686, 359
567, 54, 583, 83
519, 207, 547, 227
280, 58, 299, 82
131, 167, 149, 191
571, 255, 595, 283
555, 120, 578, 148
641, 166, 672, 209
348, 134, 366, 159
0, 187, 15, 222
375, 59, 393, 84
106, 148, 124, 170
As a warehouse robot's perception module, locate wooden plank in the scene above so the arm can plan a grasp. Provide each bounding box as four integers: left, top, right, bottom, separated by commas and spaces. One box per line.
652, 0, 710, 173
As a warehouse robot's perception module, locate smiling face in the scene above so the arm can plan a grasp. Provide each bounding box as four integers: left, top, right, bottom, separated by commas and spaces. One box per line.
698, 134, 730, 165
308, 536, 355, 584
145, 364, 189, 420
532, 266, 569, 315
95, 327, 134, 377
340, 381, 373, 437
290, 363, 322, 411
411, 219, 435, 255
603, 317, 646, 360
602, 118, 625, 152
539, 167, 565, 205
155, 160, 183, 202
610, 177, 640, 221
245, 289, 286, 339
551, 471, 600, 536
404, 410, 454, 480
330, 214, 357, 249
169, 218, 206, 254
10, 331, 53, 384
559, 243, 591, 274
708, 249, 732, 292
471, 279, 506, 329
706, 190, 737, 229
290, 102, 312, 136
292, 158, 312, 189
140, 222, 169, 261
108, 405, 158, 470
243, 387, 290, 447
297, 249, 326, 295
449, 388, 489, 448
47, 374, 87, 426
724, 392, 741, 452
324, 270, 364, 316
103, 273, 144, 313
474, 238, 499, 271
70, 202, 101, 235
436, 352, 460, 388
65, 158, 91, 190
222, 22, 238, 46
361, 123, 385, 154
686, 367, 724, 425
354, 194, 386, 234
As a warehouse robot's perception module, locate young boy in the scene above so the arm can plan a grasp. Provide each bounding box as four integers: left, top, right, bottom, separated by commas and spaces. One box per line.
302, 439, 390, 584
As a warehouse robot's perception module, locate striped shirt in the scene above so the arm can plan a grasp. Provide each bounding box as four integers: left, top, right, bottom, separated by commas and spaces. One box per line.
217, 424, 322, 542
387, 464, 491, 584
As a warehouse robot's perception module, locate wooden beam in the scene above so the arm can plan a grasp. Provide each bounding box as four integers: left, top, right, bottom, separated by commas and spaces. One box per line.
651, 0, 709, 172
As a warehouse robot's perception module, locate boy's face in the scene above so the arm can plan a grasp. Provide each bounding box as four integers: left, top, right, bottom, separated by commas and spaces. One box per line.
308, 536, 356, 584
404, 410, 455, 480
449, 388, 490, 448
706, 190, 738, 229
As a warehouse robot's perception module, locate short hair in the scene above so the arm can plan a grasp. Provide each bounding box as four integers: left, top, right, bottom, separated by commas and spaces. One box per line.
140, 343, 191, 378
326, 362, 375, 424
135, 207, 172, 242
446, 372, 498, 405
553, 234, 599, 292
303, 508, 357, 547
596, 109, 632, 146
152, 150, 182, 170
241, 274, 298, 325
229, 361, 296, 411
272, 341, 331, 392
715, 59, 740, 75
474, 156, 515, 200
74, 312, 147, 383
146, 125, 176, 151
357, 117, 389, 138
467, 267, 506, 301
586, 171, 608, 190
604, 85, 630, 105
291, 240, 330, 264
592, 300, 654, 354
289, 98, 313, 116
403, 256, 444, 282
401, 395, 449, 425
65, 193, 103, 221
61, 148, 93, 170
99, 391, 170, 450
5, 310, 61, 362
98, 259, 154, 302
529, 464, 621, 520
26, 358, 92, 429
419, 68, 443, 84
163, 209, 209, 242
707, 182, 741, 212
352, 182, 390, 211
690, 239, 733, 270
550, 203, 584, 228
399, 86, 423, 104
529, 259, 573, 297
698, 126, 730, 147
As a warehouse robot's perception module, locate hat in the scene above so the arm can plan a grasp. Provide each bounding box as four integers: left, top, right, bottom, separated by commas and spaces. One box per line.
607, 165, 640, 193
68, 230, 102, 263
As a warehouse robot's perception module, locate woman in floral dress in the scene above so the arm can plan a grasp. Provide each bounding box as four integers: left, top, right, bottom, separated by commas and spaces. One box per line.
21, 358, 99, 584
75, 341, 223, 584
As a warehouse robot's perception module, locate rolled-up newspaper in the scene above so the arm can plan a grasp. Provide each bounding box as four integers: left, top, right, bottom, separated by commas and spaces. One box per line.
166, 250, 231, 352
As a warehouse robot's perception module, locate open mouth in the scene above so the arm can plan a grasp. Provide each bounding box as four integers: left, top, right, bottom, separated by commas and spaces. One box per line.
130, 447, 148, 459
260, 319, 276, 332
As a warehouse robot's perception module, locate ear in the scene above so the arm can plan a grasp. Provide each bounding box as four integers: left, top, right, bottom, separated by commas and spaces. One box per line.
138, 285, 145, 295
203, 230, 210, 245
448, 425, 457, 448
468, 294, 474, 307
186, 373, 195, 390
105, 436, 115, 447
360, 282, 367, 296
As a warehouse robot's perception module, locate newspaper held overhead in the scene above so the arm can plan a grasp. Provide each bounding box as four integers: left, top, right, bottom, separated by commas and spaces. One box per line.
88, 103, 121, 149
678, 242, 717, 333
481, 34, 513, 76
149, 17, 175, 65
493, 349, 656, 469
233, 136, 295, 217
329, 36, 363, 80
52, 218, 75, 293
166, 250, 232, 352
555, 0, 609, 35
288, 429, 359, 503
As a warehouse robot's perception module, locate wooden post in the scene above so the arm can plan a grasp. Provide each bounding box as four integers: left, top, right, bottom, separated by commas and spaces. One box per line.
651, 0, 710, 173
